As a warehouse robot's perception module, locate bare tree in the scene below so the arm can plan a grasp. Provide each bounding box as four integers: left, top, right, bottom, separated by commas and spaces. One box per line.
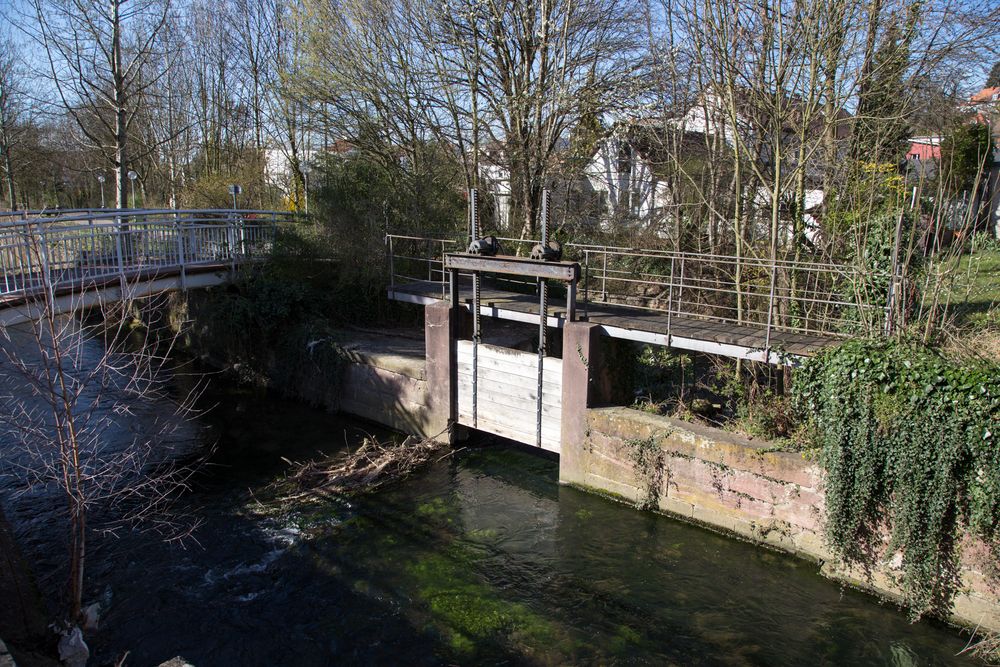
22, 0, 173, 208
298, 0, 650, 237
0, 224, 205, 626
0, 37, 27, 210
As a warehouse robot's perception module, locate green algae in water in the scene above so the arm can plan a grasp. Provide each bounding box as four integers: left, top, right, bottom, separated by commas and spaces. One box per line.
415, 497, 453, 521
406, 544, 565, 659
466, 527, 499, 541
74, 377, 986, 666
608, 624, 646, 654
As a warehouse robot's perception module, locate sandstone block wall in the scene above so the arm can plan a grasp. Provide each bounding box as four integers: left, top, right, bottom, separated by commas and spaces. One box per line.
564, 406, 1000, 632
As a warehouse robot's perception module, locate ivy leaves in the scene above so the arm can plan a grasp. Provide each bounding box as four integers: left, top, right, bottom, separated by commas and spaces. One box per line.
794, 340, 1000, 618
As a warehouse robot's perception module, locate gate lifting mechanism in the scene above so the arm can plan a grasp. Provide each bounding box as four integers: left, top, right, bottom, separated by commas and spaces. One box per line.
446, 189, 580, 449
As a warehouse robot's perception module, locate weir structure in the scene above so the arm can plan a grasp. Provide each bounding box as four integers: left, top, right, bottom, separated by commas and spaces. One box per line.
388, 214, 901, 366
0, 208, 288, 325
400, 188, 901, 453
397, 197, 999, 630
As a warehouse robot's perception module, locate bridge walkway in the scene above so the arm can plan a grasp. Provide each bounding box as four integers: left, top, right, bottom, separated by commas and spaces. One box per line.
0, 208, 289, 325
391, 278, 833, 363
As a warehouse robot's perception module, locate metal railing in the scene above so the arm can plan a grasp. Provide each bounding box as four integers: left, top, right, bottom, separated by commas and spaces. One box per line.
385, 233, 895, 340
385, 233, 461, 299
0, 209, 288, 300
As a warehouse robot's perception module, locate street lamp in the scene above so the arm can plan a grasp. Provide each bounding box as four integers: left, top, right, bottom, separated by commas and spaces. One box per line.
228, 184, 242, 211
302, 168, 310, 215
127, 170, 138, 209
96, 174, 106, 208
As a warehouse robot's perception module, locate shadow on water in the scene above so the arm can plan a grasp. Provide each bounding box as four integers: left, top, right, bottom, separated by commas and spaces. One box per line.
0, 370, 984, 666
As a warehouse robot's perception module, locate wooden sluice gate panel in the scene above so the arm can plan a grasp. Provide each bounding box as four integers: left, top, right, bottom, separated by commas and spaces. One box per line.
456, 340, 562, 453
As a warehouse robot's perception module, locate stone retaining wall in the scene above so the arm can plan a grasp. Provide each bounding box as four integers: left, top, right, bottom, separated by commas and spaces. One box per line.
564, 405, 1000, 632
335, 342, 435, 437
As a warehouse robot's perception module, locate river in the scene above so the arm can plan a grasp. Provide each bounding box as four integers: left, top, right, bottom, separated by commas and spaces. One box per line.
0, 339, 981, 666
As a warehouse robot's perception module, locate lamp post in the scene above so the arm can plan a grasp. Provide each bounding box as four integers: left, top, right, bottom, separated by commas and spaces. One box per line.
228, 184, 242, 211
96, 174, 106, 208
303, 169, 310, 215
127, 170, 138, 209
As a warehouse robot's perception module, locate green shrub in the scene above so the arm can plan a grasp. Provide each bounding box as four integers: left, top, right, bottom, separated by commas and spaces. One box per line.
940, 123, 993, 195
794, 339, 1000, 617
734, 389, 797, 441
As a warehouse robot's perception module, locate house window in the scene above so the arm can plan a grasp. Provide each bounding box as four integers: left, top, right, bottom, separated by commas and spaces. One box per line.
617, 144, 632, 176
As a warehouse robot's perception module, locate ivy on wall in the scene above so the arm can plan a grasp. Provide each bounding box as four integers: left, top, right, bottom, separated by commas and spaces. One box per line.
623, 436, 666, 511
795, 339, 1000, 617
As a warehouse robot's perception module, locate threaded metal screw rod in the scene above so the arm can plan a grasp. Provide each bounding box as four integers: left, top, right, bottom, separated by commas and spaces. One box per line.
470, 188, 481, 428
536, 189, 550, 448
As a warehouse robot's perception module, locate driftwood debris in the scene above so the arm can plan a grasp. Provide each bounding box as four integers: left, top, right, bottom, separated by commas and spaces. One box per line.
281, 435, 450, 500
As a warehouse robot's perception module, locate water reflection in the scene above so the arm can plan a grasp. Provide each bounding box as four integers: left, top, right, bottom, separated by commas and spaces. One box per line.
0, 373, 978, 666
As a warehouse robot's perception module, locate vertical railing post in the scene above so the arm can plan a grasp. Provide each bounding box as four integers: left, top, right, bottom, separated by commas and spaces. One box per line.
1, 234, 9, 294
427, 238, 433, 283
38, 229, 53, 302
238, 214, 246, 259
583, 249, 590, 315
113, 215, 126, 294
440, 239, 447, 299
176, 220, 187, 291
387, 235, 395, 299
601, 250, 608, 301
763, 258, 778, 355
567, 278, 577, 323
228, 215, 237, 274
89, 215, 97, 278
665, 256, 675, 344
15, 225, 30, 293
677, 257, 686, 316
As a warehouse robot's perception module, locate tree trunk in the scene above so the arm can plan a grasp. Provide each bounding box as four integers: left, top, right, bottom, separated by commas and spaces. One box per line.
112, 0, 127, 209
2, 145, 15, 210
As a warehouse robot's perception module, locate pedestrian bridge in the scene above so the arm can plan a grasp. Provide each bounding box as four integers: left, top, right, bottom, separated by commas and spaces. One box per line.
386, 234, 895, 366
0, 208, 288, 326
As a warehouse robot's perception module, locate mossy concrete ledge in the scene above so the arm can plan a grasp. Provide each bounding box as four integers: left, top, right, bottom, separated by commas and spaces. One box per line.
560, 405, 1000, 633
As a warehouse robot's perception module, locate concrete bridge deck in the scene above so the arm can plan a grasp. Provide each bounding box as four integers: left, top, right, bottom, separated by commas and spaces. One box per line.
390, 279, 835, 363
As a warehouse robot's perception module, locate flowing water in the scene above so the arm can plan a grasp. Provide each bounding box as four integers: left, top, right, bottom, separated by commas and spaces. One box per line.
0, 341, 982, 666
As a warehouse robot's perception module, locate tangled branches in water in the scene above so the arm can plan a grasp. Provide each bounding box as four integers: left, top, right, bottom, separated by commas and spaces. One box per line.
279, 434, 451, 500
960, 630, 1000, 664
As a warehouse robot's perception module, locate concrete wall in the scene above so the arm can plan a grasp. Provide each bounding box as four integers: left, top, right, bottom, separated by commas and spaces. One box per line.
336, 344, 435, 438
172, 289, 448, 439
559, 403, 1000, 632
339, 301, 465, 441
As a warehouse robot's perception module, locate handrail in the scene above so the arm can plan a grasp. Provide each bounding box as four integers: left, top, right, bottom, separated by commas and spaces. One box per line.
0, 209, 283, 301
491, 236, 871, 274
384, 232, 893, 339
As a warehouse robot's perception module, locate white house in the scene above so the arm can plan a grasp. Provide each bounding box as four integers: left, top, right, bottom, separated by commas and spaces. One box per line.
582, 131, 672, 222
